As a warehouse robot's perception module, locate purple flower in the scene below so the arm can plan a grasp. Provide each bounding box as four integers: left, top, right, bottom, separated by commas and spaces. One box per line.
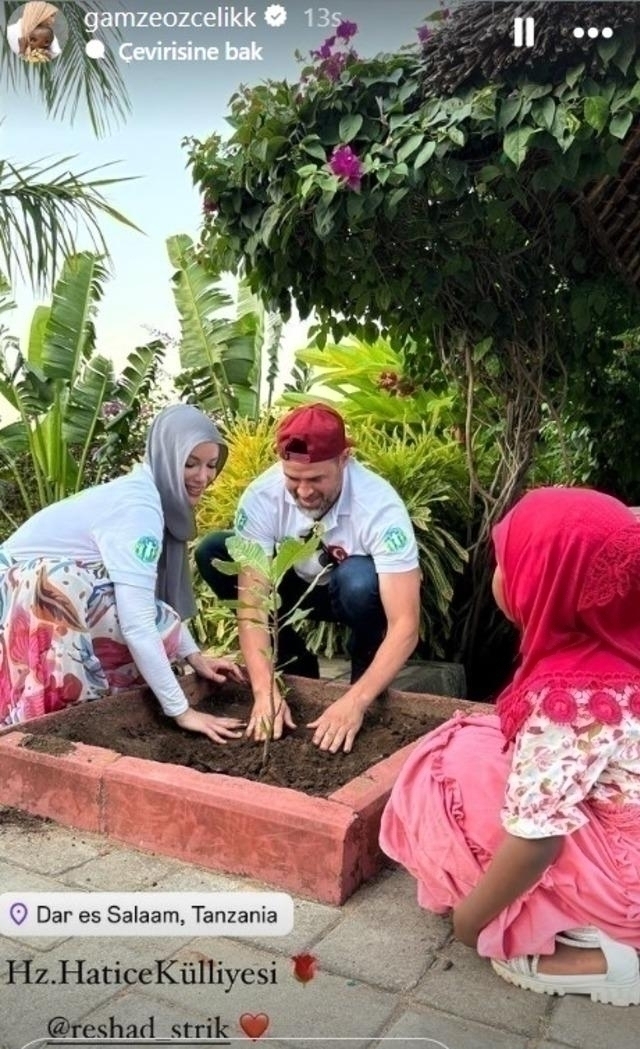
311, 34, 335, 60
101, 400, 125, 420
319, 51, 350, 81
417, 24, 433, 44
336, 19, 358, 41
329, 144, 363, 189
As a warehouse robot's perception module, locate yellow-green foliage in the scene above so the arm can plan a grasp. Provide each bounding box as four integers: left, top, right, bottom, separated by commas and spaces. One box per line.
192, 415, 279, 651
350, 421, 470, 655
196, 415, 279, 534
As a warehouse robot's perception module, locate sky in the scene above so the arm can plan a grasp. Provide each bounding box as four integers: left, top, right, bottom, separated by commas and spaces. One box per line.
2, 0, 440, 400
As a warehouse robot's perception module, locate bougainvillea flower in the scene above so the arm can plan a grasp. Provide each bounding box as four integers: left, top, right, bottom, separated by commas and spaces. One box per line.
418, 25, 433, 43
329, 144, 363, 189
336, 19, 358, 40
311, 34, 335, 59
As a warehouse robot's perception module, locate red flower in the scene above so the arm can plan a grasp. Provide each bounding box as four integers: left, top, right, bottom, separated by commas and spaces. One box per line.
329, 144, 363, 189
541, 689, 578, 725
499, 696, 533, 742
588, 691, 622, 726
291, 953, 317, 984
628, 691, 640, 718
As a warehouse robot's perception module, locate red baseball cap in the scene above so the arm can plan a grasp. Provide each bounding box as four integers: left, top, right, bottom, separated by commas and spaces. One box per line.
276, 403, 350, 463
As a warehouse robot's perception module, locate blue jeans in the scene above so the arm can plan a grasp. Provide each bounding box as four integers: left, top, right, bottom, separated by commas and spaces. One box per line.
194, 531, 387, 683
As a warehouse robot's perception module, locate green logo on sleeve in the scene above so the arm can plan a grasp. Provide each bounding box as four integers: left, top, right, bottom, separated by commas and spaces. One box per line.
382, 526, 409, 553
235, 507, 248, 533
134, 536, 161, 564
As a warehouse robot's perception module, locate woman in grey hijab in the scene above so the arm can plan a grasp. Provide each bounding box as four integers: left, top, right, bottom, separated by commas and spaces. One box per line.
0, 404, 245, 741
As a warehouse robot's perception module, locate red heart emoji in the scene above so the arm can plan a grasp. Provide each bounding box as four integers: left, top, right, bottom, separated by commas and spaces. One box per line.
239, 1013, 270, 1041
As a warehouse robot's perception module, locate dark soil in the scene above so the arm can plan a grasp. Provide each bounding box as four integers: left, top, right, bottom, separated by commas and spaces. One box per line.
0, 805, 52, 830
21, 685, 443, 798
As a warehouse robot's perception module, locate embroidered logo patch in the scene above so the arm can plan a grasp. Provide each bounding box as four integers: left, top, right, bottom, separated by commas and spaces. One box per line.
382, 526, 409, 553
235, 507, 248, 533
133, 536, 161, 564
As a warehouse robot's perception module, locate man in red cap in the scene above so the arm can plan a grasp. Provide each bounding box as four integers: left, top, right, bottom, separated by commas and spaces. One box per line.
196, 403, 421, 753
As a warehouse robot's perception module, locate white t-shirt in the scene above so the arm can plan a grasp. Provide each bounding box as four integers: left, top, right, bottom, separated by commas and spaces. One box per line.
4, 463, 163, 589
7, 19, 62, 56
235, 458, 419, 582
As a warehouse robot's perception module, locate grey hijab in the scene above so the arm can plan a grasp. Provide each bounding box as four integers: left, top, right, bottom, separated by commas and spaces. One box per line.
145, 404, 227, 619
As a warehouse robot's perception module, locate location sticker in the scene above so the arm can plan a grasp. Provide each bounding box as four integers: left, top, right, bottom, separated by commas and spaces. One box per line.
9, 902, 28, 926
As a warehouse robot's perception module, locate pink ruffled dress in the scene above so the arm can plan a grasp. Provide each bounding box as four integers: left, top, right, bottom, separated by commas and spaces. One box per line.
380, 488, 640, 960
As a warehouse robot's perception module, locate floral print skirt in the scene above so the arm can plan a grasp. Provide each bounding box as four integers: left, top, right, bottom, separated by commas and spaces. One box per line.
0, 550, 181, 725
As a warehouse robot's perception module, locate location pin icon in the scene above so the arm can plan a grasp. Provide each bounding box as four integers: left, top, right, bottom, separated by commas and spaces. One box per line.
9, 902, 28, 926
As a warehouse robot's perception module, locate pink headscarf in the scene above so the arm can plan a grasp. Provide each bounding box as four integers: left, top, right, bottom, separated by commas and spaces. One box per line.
493, 487, 640, 741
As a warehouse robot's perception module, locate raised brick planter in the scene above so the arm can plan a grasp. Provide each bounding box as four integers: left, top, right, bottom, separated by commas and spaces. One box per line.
0, 676, 491, 904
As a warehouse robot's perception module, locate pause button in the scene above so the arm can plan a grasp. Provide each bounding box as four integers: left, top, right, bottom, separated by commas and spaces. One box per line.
513, 16, 535, 47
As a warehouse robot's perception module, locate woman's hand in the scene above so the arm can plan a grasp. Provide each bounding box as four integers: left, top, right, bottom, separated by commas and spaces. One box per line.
174, 707, 245, 744
186, 652, 246, 684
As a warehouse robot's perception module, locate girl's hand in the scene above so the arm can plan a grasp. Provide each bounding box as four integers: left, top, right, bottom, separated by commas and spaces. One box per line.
187, 652, 246, 684
174, 707, 245, 744
452, 899, 483, 948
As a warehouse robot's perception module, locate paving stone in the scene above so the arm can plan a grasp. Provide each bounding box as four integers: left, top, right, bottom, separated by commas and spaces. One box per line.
0, 861, 75, 951
318, 657, 350, 680
391, 661, 467, 699
236, 894, 341, 955
0, 938, 49, 975
152, 938, 396, 1046
0, 813, 105, 875
146, 863, 343, 953
78, 988, 214, 1032
412, 942, 551, 1037
62, 847, 179, 889
158, 866, 248, 893
0, 936, 198, 1049
372, 1007, 529, 1049
537, 1044, 598, 1049
312, 868, 450, 990
546, 995, 640, 1048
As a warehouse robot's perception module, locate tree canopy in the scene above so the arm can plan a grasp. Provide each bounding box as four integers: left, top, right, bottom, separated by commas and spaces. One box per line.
185, 1, 640, 667
187, 2, 640, 358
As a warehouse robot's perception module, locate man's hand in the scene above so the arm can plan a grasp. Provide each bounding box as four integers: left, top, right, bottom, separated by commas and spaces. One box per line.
174, 707, 245, 744
246, 684, 296, 741
308, 695, 366, 753
186, 652, 246, 684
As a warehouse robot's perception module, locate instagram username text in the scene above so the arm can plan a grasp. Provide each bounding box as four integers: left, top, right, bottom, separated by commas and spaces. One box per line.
83, 6, 259, 32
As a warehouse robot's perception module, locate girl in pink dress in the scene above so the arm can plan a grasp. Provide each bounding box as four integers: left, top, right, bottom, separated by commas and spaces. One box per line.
380, 487, 640, 1006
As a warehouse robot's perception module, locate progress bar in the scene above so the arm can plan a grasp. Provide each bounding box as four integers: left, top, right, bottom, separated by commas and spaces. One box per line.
20, 1040, 454, 1048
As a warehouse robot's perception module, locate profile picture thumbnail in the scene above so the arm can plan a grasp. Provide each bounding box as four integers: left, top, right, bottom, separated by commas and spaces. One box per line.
7, 2, 67, 63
